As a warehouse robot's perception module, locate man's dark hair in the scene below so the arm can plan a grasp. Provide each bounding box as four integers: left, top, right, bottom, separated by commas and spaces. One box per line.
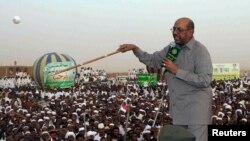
187, 19, 194, 30
76, 134, 85, 139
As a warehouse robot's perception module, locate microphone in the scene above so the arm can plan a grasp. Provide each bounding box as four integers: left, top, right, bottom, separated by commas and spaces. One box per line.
161, 42, 181, 75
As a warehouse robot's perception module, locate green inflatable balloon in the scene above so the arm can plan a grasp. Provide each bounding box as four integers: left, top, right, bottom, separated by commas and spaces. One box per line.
32, 52, 77, 88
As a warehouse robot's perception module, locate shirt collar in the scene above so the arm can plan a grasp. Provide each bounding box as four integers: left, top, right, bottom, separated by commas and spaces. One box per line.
183, 37, 195, 50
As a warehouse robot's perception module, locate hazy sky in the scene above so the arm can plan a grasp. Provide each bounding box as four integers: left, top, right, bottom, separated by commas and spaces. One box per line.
1, 0, 250, 72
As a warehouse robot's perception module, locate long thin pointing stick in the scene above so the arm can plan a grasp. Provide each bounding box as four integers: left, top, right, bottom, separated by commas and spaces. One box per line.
54, 50, 121, 75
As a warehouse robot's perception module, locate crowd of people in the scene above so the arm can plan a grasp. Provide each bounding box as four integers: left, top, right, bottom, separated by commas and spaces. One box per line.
74, 67, 108, 85
210, 77, 250, 125
0, 68, 249, 141
0, 71, 34, 89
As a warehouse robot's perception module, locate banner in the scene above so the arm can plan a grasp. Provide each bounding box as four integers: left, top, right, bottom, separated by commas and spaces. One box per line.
44, 62, 76, 88
212, 63, 240, 80
137, 73, 157, 86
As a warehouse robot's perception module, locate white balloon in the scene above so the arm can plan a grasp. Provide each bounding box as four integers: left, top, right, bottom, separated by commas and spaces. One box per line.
13, 16, 21, 24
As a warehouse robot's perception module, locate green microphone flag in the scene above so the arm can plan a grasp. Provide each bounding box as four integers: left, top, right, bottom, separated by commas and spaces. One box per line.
166, 42, 181, 61
161, 42, 181, 74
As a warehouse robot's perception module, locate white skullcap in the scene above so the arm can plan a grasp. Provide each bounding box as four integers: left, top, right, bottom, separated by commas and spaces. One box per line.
217, 117, 222, 121
242, 118, 247, 122
144, 125, 151, 130
98, 123, 104, 129
9, 120, 14, 125
23, 126, 29, 129
60, 101, 65, 105
218, 112, 224, 117
239, 100, 245, 106
49, 124, 55, 129
127, 128, 132, 132
38, 119, 44, 122
31, 119, 36, 122
85, 122, 89, 126
79, 127, 85, 131
65, 131, 76, 139
147, 119, 153, 123
154, 107, 159, 111
142, 130, 151, 134
26, 114, 31, 117
120, 114, 126, 117
139, 109, 146, 113
24, 131, 31, 135
41, 125, 47, 129
87, 131, 97, 137
41, 131, 49, 135
52, 111, 56, 115
236, 109, 242, 114
44, 116, 50, 120
22, 109, 28, 113
223, 103, 228, 107
225, 105, 232, 110
211, 115, 218, 119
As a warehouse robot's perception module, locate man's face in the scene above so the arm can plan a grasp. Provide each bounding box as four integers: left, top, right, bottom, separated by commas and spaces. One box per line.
68, 135, 75, 141
172, 19, 193, 45
113, 128, 119, 136
41, 133, 50, 139
99, 128, 105, 135
143, 133, 151, 140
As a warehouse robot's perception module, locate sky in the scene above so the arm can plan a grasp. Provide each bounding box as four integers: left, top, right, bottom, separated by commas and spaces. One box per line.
0, 0, 250, 73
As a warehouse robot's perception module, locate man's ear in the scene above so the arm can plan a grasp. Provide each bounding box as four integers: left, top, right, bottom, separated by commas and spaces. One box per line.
190, 29, 194, 35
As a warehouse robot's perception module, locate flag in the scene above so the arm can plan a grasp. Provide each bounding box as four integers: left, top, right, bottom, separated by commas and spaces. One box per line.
120, 102, 128, 113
